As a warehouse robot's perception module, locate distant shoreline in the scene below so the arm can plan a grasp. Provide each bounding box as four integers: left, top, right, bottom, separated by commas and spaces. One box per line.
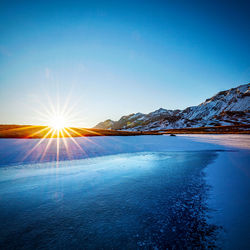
0, 124, 249, 139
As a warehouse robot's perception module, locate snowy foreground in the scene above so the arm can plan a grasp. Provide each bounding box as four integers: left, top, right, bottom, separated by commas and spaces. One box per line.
0, 135, 249, 249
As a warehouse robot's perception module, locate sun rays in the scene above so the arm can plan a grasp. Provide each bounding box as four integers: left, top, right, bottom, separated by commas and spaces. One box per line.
0, 93, 119, 164
21, 95, 94, 163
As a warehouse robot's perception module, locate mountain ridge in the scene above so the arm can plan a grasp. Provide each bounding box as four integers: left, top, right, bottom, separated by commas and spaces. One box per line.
94, 83, 250, 131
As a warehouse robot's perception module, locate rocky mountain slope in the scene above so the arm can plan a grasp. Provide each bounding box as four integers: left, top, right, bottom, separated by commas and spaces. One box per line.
94, 83, 250, 131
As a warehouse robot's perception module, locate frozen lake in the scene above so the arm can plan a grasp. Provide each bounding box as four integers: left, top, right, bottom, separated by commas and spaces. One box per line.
0, 135, 249, 249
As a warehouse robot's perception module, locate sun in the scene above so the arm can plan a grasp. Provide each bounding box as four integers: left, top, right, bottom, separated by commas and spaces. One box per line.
23, 93, 91, 163
49, 115, 67, 130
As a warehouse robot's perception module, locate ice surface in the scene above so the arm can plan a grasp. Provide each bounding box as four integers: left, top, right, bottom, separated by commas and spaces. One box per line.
0, 134, 248, 167
0, 151, 219, 249
0, 135, 249, 249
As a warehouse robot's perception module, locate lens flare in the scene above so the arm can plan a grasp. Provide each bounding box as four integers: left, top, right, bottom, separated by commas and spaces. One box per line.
20, 92, 105, 165
21, 94, 92, 163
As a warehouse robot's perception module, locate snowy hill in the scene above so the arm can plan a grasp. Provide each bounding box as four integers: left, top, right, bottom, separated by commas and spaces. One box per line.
94, 83, 250, 131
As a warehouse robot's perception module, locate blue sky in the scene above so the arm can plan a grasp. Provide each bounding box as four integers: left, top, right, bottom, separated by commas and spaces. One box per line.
0, 0, 249, 127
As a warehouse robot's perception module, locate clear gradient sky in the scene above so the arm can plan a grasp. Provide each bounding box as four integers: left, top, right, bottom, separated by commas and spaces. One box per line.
0, 0, 249, 127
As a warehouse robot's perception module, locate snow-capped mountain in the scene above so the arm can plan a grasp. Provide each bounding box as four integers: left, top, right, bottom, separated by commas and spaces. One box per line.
94, 83, 250, 131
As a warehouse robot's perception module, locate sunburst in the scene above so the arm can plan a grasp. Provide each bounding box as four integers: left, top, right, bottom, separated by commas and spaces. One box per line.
22, 95, 89, 163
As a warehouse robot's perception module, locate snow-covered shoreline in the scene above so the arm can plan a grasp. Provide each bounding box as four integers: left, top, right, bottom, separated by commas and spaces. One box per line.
178, 134, 250, 150
205, 149, 250, 249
